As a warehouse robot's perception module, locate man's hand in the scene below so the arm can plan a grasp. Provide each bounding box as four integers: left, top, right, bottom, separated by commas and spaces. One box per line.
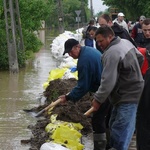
58, 92, 70, 105
84, 99, 101, 116
92, 99, 101, 111
58, 95, 67, 104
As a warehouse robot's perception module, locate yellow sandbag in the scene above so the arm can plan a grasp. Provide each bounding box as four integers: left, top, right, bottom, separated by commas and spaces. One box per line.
51, 125, 84, 150
45, 122, 83, 134
43, 81, 49, 90
70, 122, 83, 130
52, 125, 81, 140
48, 68, 68, 81
45, 123, 57, 133
42, 68, 67, 89
45, 115, 84, 150
42, 68, 78, 89
45, 115, 83, 133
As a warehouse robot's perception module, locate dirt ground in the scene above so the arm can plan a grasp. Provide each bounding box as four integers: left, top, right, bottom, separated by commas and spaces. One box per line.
22, 78, 93, 150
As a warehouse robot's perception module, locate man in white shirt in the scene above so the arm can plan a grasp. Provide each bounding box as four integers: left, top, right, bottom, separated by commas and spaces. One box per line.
113, 12, 129, 32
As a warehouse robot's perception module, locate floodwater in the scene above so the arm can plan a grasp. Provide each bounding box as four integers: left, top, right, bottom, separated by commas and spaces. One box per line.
0, 48, 58, 150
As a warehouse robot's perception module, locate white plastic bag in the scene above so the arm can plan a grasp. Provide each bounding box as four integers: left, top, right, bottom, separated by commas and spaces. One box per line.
40, 142, 70, 150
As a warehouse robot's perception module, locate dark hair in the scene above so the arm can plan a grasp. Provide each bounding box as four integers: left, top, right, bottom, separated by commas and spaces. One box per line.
142, 18, 150, 25
95, 26, 115, 38
99, 14, 112, 23
89, 26, 98, 32
89, 19, 95, 25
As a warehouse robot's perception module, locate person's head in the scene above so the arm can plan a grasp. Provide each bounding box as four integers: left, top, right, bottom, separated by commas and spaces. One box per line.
142, 18, 150, 38
95, 26, 115, 51
63, 38, 81, 59
98, 14, 113, 27
117, 12, 125, 22
139, 15, 146, 25
88, 19, 95, 26
88, 26, 98, 39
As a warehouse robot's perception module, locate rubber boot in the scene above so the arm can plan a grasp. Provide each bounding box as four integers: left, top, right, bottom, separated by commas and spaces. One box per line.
106, 128, 111, 149
94, 133, 107, 150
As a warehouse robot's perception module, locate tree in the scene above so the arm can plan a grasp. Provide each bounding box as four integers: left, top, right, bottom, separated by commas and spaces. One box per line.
102, 0, 150, 20
0, 0, 53, 70
0, 0, 91, 70
62, 0, 90, 28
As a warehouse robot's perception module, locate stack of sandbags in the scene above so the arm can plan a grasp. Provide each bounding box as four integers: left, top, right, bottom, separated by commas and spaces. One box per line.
51, 30, 82, 59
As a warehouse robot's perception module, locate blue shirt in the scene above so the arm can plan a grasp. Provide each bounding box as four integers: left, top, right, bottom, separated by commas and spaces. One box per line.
68, 46, 103, 102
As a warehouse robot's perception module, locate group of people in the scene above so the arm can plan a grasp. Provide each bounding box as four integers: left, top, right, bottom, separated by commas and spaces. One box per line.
57, 13, 150, 150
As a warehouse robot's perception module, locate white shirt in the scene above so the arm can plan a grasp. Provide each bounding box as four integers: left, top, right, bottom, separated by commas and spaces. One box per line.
113, 18, 129, 32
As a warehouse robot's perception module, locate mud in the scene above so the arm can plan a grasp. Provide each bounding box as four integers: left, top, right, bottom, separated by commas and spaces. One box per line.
22, 78, 93, 150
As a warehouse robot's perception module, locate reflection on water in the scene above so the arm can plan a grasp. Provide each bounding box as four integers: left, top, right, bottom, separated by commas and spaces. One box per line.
0, 49, 57, 150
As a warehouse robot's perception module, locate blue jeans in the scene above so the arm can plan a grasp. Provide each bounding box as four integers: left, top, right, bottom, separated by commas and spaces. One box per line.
109, 103, 137, 150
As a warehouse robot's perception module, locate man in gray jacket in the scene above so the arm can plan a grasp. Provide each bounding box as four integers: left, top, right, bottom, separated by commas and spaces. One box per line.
91, 26, 144, 150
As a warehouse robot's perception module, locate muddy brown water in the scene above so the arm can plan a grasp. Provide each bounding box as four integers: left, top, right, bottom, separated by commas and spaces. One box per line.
0, 48, 58, 150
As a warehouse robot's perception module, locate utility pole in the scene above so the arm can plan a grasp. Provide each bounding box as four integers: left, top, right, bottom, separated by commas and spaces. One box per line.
15, 0, 24, 51
80, 0, 85, 26
3, 0, 24, 73
90, 0, 94, 18
57, 0, 64, 34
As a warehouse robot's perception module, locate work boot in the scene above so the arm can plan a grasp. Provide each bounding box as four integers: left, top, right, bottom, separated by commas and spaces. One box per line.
106, 128, 111, 149
94, 133, 107, 150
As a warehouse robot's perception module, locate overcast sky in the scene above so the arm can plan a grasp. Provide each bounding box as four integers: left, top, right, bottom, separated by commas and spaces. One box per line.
88, 0, 108, 14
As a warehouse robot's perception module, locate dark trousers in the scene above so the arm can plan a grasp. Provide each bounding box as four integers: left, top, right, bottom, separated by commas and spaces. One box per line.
136, 117, 150, 150
136, 68, 150, 150
92, 98, 112, 133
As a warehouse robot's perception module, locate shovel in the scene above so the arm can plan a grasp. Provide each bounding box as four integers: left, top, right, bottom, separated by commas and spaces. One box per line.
24, 98, 62, 117
84, 106, 95, 116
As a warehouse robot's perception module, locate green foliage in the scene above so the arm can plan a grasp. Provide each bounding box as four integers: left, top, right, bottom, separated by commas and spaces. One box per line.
0, 0, 52, 70
139, 1, 150, 17
0, 49, 9, 70
0, 19, 9, 70
23, 29, 43, 53
45, 0, 91, 29
102, 0, 150, 20
0, 50, 27, 70
17, 50, 26, 68
0, 0, 94, 70
62, 0, 82, 28
25, 50, 34, 60
19, 0, 52, 31
47, 89, 59, 102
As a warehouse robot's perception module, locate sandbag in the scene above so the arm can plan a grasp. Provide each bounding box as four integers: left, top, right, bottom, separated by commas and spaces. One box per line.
40, 142, 70, 150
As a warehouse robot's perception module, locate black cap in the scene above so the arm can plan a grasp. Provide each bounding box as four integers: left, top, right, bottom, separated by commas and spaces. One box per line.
63, 38, 79, 55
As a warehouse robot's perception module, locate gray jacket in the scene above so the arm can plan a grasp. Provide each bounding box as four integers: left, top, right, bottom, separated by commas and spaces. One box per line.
94, 37, 144, 105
